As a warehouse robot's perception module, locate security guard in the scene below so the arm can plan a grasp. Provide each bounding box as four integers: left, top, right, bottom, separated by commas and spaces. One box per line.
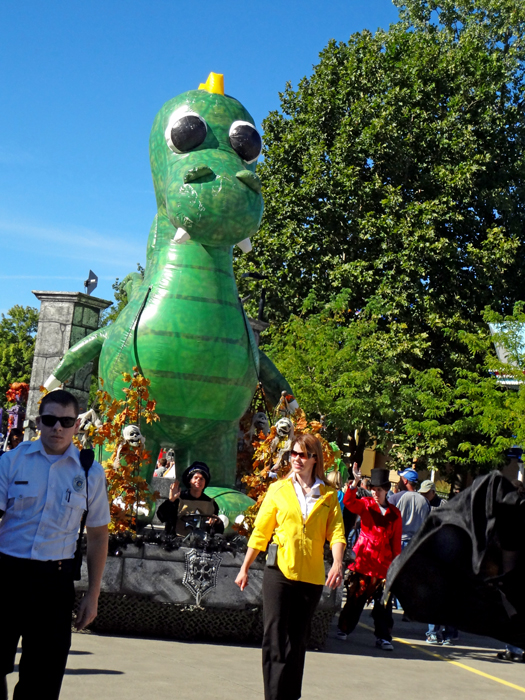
0, 389, 110, 700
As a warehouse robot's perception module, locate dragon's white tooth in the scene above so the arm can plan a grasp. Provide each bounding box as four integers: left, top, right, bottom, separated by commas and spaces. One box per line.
174, 227, 191, 243
43, 374, 62, 391
236, 238, 252, 253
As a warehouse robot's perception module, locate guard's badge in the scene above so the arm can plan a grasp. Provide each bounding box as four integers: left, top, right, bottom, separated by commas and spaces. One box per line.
73, 475, 85, 493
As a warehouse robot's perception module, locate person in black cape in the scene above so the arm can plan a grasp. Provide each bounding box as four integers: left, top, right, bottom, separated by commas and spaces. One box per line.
384, 471, 525, 649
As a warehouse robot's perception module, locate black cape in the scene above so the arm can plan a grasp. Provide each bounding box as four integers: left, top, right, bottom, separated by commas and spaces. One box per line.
384, 471, 525, 648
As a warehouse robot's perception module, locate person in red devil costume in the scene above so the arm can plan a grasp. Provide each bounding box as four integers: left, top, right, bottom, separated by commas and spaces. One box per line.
337, 465, 402, 650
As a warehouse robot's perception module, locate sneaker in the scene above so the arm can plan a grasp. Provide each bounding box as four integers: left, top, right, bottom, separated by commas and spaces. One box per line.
336, 630, 347, 641
426, 633, 441, 645
376, 638, 394, 651
442, 638, 453, 646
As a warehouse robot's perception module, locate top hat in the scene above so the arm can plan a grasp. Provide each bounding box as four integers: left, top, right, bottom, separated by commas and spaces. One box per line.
181, 461, 211, 488
370, 468, 391, 488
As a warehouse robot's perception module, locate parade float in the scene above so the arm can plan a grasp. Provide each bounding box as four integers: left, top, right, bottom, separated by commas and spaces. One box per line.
39, 73, 343, 644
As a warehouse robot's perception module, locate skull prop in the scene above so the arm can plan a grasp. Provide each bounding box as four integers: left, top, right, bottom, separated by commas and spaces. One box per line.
270, 417, 295, 471
247, 412, 270, 442
122, 424, 145, 448
77, 408, 102, 448
275, 417, 294, 440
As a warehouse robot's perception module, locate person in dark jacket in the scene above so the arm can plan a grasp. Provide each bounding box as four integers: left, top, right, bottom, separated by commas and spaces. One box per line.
157, 461, 224, 536
337, 465, 402, 650
419, 480, 443, 508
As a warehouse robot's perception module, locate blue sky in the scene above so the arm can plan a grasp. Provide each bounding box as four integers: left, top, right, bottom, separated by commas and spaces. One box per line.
0, 0, 399, 317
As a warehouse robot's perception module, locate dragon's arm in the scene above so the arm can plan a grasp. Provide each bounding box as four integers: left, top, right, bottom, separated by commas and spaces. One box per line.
44, 327, 109, 390
258, 349, 297, 409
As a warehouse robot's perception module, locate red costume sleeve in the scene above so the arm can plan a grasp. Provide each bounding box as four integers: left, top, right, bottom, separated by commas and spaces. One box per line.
343, 487, 366, 515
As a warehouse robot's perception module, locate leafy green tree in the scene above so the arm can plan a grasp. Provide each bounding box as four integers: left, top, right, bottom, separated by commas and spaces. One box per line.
236, 0, 525, 478
0, 305, 39, 406
268, 296, 518, 476
237, 0, 525, 336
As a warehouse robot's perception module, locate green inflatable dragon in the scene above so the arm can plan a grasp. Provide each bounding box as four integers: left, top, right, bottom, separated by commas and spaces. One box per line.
45, 73, 294, 489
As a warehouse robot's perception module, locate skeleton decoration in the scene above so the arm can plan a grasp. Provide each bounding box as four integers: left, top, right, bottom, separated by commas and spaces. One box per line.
77, 408, 102, 448
270, 417, 295, 472
278, 390, 299, 416
122, 424, 146, 448
247, 411, 270, 443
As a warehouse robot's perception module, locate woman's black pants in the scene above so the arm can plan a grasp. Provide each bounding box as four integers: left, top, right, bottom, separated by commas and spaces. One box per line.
262, 566, 323, 700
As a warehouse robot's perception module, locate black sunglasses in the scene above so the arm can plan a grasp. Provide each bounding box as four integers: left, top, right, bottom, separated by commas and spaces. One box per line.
40, 415, 77, 428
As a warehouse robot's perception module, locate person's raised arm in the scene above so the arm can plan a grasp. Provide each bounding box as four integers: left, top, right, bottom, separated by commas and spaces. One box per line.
343, 464, 366, 515
75, 524, 108, 630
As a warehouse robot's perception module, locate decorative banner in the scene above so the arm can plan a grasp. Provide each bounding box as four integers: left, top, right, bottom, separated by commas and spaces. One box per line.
182, 548, 223, 606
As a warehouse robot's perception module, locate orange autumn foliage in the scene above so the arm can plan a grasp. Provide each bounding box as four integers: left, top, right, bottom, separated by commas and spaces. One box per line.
72, 368, 159, 533
235, 398, 336, 537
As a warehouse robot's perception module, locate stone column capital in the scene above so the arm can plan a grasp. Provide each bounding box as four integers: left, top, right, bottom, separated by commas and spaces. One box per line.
32, 290, 112, 311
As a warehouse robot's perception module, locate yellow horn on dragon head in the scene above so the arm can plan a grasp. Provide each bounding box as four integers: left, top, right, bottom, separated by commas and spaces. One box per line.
198, 72, 225, 96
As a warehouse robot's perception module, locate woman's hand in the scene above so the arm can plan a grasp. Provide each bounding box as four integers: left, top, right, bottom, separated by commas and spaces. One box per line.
325, 562, 344, 589
351, 463, 361, 488
235, 568, 250, 591
169, 480, 181, 502
235, 547, 260, 591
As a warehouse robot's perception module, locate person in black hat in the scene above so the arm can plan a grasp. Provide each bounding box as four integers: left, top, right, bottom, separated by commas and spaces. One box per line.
157, 461, 224, 536
337, 466, 402, 650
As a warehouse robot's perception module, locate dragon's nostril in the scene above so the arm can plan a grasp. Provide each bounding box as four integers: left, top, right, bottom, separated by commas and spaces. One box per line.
184, 166, 215, 184
236, 170, 262, 194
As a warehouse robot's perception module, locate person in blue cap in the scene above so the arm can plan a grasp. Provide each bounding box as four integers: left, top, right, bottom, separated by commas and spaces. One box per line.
388, 468, 430, 549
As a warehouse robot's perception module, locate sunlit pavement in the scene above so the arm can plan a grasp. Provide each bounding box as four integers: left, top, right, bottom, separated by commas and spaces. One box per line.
7, 610, 525, 699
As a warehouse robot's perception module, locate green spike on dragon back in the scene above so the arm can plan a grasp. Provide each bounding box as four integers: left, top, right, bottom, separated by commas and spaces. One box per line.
45, 73, 294, 487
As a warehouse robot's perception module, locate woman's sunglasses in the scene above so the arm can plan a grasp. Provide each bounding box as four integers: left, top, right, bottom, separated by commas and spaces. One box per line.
40, 415, 77, 428
290, 449, 314, 461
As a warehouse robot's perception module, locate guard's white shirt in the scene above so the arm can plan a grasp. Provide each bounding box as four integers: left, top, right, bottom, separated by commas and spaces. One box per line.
0, 439, 110, 561
291, 473, 324, 521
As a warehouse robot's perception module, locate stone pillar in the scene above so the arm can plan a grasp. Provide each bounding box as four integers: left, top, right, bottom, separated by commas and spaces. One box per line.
26, 291, 112, 432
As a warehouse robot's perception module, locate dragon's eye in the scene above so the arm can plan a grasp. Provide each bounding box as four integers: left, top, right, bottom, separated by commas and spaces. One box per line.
229, 121, 262, 164
165, 107, 207, 154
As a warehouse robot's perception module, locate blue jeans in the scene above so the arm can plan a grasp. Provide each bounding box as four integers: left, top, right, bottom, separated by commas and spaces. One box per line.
427, 624, 457, 640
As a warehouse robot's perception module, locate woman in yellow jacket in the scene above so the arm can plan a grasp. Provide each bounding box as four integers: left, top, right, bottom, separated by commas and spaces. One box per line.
235, 433, 346, 700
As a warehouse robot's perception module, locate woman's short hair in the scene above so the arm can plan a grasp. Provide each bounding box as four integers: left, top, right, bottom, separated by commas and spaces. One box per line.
287, 433, 326, 483
325, 469, 342, 490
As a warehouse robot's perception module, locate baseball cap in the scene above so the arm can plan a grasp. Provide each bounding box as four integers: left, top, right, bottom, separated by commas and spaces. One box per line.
418, 479, 435, 494
397, 468, 419, 483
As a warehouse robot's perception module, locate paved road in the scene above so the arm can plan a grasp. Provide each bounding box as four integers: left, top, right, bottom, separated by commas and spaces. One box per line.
7, 611, 525, 699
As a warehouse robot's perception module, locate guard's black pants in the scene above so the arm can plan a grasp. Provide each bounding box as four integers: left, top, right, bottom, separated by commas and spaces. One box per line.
262, 566, 323, 700
0, 555, 75, 700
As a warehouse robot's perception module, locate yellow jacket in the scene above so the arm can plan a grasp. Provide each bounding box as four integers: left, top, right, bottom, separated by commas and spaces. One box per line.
247, 478, 347, 585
